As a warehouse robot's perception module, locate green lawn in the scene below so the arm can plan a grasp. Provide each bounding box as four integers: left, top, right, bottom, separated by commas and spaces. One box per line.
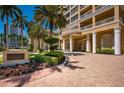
0, 54, 3, 64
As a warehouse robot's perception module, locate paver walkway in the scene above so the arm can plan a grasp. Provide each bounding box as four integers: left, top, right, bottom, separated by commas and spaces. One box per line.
0, 53, 124, 87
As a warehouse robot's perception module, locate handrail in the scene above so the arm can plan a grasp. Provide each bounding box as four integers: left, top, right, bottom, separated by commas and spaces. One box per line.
95, 16, 114, 26
81, 24, 92, 30
80, 6, 113, 20
80, 10, 92, 18
95, 5, 106, 10
62, 28, 80, 35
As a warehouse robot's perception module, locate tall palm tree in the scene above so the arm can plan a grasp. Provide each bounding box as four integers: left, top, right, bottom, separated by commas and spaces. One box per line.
34, 5, 67, 35
0, 33, 4, 45
0, 5, 22, 50
13, 15, 28, 47
34, 5, 67, 51
28, 21, 48, 50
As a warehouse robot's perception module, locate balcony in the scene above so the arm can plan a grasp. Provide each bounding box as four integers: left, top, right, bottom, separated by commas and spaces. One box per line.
94, 5, 113, 16
80, 5, 86, 9
62, 28, 81, 36
80, 10, 92, 18
81, 24, 92, 30
80, 5, 113, 22
95, 5, 106, 10
95, 16, 114, 26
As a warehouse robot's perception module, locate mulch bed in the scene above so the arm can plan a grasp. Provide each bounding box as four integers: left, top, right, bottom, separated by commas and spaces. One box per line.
0, 61, 50, 79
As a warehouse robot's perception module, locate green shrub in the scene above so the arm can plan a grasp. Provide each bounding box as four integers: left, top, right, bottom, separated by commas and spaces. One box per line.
34, 55, 59, 65
33, 51, 65, 65
0, 54, 3, 64
39, 48, 43, 53
44, 36, 59, 52
45, 51, 64, 63
27, 44, 33, 51
45, 51, 64, 57
50, 45, 58, 51
29, 54, 37, 59
97, 48, 114, 54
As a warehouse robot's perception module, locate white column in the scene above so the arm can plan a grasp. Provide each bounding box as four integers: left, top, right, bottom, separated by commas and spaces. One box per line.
29, 37, 31, 45
92, 32, 96, 53
62, 39, 65, 51
69, 36, 73, 52
86, 34, 91, 52
114, 27, 121, 55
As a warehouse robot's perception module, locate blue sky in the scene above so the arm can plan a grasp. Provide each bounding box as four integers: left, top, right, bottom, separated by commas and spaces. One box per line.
0, 5, 36, 36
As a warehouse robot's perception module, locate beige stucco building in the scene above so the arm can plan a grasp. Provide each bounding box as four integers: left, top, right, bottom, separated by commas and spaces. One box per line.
57, 5, 124, 55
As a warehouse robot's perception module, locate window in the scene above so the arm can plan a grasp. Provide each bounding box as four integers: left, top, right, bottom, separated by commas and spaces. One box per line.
71, 14, 78, 22
65, 12, 70, 18
71, 6, 78, 15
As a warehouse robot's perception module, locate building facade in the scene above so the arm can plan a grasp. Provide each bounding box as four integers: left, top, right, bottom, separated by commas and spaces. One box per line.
58, 5, 124, 55
8, 24, 21, 48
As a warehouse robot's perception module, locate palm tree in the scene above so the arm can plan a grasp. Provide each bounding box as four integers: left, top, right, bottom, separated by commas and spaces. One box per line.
34, 5, 67, 35
28, 21, 48, 50
0, 33, 4, 45
34, 5, 67, 51
0, 5, 22, 50
13, 15, 28, 47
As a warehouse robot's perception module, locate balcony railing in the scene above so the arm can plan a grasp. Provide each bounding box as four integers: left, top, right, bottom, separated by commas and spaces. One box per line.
80, 5, 86, 9
80, 10, 92, 18
94, 5, 113, 15
81, 24, 92, 30
62, 28, 80, 35
95, 16, 114, 26
80, 5, 113, 22
95, 5, 106, 10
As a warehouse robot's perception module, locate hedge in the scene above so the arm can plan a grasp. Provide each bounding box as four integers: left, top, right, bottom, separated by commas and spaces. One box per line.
0, 55, 3, 64
96, 48, 114, 54
34, 54, 64, 65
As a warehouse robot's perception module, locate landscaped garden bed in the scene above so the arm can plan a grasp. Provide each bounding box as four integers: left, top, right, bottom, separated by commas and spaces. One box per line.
0, 51, 65, 79
96, 48, 114, 54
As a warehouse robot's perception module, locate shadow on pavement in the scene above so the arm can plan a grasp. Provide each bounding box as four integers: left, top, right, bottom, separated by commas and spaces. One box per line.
66, 63, 85, 70
51, 67, 63, 73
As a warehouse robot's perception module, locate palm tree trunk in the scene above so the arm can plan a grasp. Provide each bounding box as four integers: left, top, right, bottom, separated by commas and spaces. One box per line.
49, 20, 53, 52
6, 16, 9, 51
38, 37, 40, 50
21, 27, 23, 48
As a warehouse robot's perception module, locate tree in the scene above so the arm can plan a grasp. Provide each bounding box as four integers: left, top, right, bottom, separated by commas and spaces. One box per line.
13, 15, 28, 47
23, 36, 29, 47
28, 21, 48, 50
44, 36, 59, 52
34, 5, 67, 51
0, 5, 22, 50
34, 5, 67, 35
0, 33, 4, 45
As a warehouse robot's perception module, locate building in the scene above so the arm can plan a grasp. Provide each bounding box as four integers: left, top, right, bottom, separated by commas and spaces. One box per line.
58, 5, 124, 55
8, 24, 21, 48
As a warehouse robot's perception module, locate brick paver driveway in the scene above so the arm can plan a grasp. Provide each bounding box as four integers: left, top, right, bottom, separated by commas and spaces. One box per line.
24, 53, 124, 87
1, 53, 124, 87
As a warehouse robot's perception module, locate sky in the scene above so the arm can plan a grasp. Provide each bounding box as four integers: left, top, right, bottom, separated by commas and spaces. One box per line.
0, 5, 36, 36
